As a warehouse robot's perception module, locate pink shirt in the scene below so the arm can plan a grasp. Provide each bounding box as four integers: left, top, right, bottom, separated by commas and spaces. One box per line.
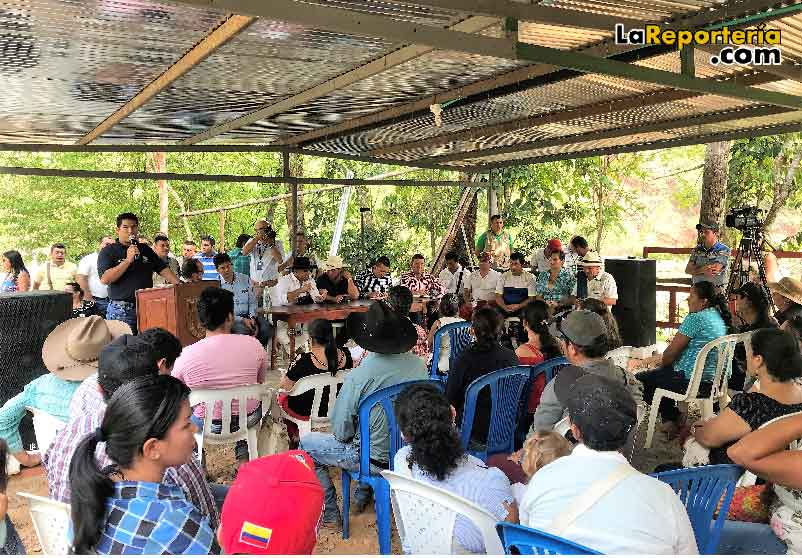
171, 334, 267, 420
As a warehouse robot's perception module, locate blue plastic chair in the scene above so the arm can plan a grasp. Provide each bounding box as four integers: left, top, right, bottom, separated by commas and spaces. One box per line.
460, 365, 531, 460
496, 522, 602, 555
429, 321, 472, 380
650, 464, 742, 554
516, 357, 570, 447
341, 379, 443, 555
534, 356, 570, 384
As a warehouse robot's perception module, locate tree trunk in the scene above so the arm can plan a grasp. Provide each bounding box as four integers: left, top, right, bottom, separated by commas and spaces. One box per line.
284, 153, 305, 233
453, 176, 478, 265
699, 141, 731, 227
764, 146, 802, 230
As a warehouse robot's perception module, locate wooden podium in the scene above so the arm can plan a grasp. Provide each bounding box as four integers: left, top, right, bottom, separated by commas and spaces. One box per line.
136, 280, 219, 346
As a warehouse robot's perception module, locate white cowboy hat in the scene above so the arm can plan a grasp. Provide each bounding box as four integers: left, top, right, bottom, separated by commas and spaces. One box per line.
319, 255, 349, 272
578, 251, 603, 267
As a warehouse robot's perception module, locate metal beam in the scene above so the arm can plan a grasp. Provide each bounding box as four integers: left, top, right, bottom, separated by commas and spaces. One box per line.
181, 15, 497, 144
77, 14, 255, 145
0, 166, 476, 186
369, 71, 782, 158
424, 104, 796, 165
272, 0, 792, 147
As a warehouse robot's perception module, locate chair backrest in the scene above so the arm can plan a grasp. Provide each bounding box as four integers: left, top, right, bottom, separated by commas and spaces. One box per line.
382, 470, 504, 554
605, 346, 633, 370
357, 379, 443, 477
430, 321, 472, 378
17, 491, 71, 555
687, 334, 740, 399
496, 522, 602, 555
188, 384, 270, 441
286, 370, 348, 422
531, 357, 569, 384
25, 406, 66, 453
461, 366, 531, 456
650, 464, 742, 554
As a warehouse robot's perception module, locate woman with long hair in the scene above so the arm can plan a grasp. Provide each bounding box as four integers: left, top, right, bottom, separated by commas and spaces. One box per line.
394, 383, 517, 553
1, 250, 29, 293
636, 281, 734, 434
579, 297, 622, 350
279, 319, 352, 446
427, 294, 466, 373
517, 300, 562, 417
445, 306, 518, 445
730, 282, 778, 390
69, 375, 216, 555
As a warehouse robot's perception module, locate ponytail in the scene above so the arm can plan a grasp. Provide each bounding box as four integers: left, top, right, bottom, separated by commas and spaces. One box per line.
308, 319, 338, 374
524, 301, 563, 359
693, 281, 735, 334
69, 431, 114, 554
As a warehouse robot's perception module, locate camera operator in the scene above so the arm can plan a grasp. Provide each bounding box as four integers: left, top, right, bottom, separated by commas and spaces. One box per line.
242, 220, 284, 306
685, 222, 730, 289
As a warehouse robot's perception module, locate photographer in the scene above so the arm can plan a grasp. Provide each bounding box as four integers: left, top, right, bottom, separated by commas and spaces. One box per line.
242, 220, 284, 306
685, 222, 730, 288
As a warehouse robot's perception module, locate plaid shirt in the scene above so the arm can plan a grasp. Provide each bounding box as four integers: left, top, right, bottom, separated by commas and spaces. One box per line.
94, 481, 218, 555
354, 268, 393, 298
227, 248, 251, 277
400, 271, 445, 298
44, 398, 220, 530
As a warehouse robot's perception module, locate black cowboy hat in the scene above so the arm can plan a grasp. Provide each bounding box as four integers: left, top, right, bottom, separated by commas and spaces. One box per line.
346, 300, 418, 354
290, 256, 316, 271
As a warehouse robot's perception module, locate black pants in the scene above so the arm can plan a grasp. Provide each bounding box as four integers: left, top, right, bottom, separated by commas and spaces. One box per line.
636, 365, 711, 423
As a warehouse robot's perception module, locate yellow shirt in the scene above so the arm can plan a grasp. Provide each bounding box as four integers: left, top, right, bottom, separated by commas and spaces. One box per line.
33, 261, 78, 290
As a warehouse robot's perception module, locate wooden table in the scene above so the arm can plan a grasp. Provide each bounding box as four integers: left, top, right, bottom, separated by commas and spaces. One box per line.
261, 300, 373, 368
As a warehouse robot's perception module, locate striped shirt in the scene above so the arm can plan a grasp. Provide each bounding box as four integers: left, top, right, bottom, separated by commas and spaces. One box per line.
400, 271, 446, 298
194, 253, 219, 281
354, 268, 393, 298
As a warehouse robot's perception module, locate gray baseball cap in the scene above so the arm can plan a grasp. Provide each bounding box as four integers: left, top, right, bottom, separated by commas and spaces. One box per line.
548, 310, 608, 347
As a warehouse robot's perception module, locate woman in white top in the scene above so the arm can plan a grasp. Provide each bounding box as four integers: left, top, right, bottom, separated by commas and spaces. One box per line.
426, 294, 466, 373
393, 383, 517, 554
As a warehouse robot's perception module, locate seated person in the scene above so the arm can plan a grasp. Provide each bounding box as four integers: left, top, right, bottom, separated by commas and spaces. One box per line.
271, 257, 325, 353
521, 374, 697, 554
43, 332, 220, 526
573, 252, 618, 306
464, 253, 500, 307
445, 307, 518, 446
214, 253, 272, 346
316, 255, 359, 303
181, 258, 204, 282
69, 375, 218, 554
400, 253, 445, 328
426, 294, 466, 374
386, 285, 429, 359
354, 255, 393, 299
495, 252, 536, 342
0, 316, 129, 468
65, 282, 98, 318
535, 249, 576, 309
692, 328, 802, 464
393, 383, 517, 553
636, 281, 732, 435
171, 287, 267, 463
278, 319, 352, 446
438, 251, 469, 295
218, 451, 324, 554
730, 282, 778, 391
769, 276, 802, 327
0, 439, 24, 555
491, 429, 572, 491
517, 301, 563, 428
579, 298, 622, 350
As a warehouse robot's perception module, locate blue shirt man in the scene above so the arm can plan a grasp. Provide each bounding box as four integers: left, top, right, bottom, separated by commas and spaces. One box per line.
195, 236, 219, 281
215, 253, 271, 345
686, 222, 730, 287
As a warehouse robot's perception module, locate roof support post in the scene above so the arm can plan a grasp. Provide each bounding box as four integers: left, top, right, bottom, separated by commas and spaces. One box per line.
285, 151, 298, 245
681, 45, 695, 77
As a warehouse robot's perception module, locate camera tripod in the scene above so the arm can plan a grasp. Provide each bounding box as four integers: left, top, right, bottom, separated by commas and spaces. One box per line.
725, 227, 776, 314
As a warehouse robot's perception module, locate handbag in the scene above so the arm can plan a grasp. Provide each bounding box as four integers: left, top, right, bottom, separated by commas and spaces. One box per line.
257, 389, 290, 457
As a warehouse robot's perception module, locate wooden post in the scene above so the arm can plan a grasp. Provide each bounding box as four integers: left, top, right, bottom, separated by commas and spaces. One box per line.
285, 151, 298, 247
218, 210, 226, 252
487, 168, 498, 220
153, 151, 169, 234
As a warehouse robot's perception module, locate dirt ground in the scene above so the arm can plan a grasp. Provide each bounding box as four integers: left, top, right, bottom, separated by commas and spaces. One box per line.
6, 355, 683, 555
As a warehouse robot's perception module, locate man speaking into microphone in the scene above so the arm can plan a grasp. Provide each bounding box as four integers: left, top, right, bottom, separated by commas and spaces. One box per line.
98, 212, 179, 332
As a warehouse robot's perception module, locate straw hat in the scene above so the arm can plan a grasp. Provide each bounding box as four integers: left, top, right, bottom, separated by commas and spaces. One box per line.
768, 277, 802, 306
578, 251, 603, 267
319, 255, 349, 272
42, 315, 132, 381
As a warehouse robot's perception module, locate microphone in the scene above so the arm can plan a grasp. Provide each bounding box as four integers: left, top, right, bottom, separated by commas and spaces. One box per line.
129, 235, 140, 260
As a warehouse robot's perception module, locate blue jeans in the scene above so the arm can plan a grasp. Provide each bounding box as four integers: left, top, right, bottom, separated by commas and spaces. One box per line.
94, 297, 109, 319
209, 482, 229, 514
636, 365, 711, 423
299, 432, 373, 519
106, 300, 138, 334
716, 520, 786, 554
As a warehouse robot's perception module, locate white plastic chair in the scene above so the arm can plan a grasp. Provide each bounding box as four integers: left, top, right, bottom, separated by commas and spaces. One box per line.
189, 384, 271, 462
381, 470, 504, 555
278, 369, 348, 437
25, 406, 66, 453
606, 346, 633, 369
17, 491, 71, 555
644, 333, 742, 448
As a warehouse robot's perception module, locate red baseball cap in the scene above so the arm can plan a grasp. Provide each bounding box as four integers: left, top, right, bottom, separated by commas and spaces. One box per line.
547, 238, 563, 252
219, 451, 324, 554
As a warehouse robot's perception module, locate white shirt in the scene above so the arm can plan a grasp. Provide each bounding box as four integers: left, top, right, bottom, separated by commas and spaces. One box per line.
438, 265, 467, 294
271, 272, 320, 306
530, 248, 551, 273
521, 445, 697, 555
77, 252, 108, 299
465, 268, 500, 302
249, 240, 285, 283
495, 270, 536, 297
573, 270, 618, 303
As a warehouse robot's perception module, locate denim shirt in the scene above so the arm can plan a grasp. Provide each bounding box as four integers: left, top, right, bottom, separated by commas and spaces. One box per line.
220, 272, 257, 318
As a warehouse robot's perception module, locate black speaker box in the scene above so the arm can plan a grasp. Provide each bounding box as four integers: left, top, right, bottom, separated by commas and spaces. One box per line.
604, 258, 657, 347
0, 291, 71, 449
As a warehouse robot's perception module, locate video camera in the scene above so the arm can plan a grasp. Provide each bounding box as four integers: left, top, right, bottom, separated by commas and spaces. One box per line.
725, 206, 763, 231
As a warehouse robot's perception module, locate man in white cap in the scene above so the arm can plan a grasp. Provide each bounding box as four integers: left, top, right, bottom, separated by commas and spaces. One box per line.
573, 251, 618, 307
316, 255, 359, 303
0, 315, 130, 467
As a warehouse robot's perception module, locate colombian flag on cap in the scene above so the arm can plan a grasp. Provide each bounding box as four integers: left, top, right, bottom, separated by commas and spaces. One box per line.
239, 521, 272, 549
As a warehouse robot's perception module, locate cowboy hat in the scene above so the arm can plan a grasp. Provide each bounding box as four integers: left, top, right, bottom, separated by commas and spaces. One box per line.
578, 251, 603, 267
42, 315, 131, 381
768, 276, 802, 306
319, 255, 349, 272
290, 257, 316, 271
346, 300, 417, 354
